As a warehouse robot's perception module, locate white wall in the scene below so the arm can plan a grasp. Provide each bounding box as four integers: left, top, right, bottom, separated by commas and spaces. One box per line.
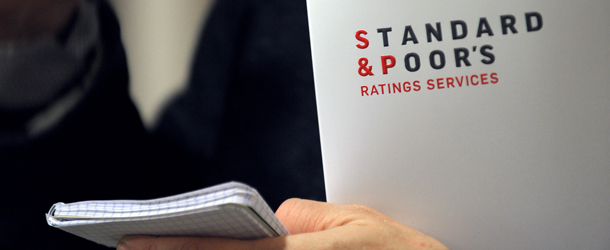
108, 0, 215, 128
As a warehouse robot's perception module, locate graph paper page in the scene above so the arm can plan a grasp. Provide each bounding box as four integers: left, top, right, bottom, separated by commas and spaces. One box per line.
46, 182, 288, 248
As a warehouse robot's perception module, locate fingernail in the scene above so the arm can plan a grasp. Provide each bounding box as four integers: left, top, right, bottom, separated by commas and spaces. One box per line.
116, 236, 134, 250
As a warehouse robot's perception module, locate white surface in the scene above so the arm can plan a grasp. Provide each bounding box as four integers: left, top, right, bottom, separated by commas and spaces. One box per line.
109, 0, 215, 128
307, 1, 610, 249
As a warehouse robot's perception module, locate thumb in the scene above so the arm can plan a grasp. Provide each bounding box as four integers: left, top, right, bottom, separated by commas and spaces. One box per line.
275, 198, 361, 235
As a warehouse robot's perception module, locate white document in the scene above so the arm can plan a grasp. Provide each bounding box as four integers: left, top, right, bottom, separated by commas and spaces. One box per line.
46, 182, 288, 248
307, 1, 610, 249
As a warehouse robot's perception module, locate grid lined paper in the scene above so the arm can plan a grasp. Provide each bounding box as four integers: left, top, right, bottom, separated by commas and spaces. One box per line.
46, 182, 289, 248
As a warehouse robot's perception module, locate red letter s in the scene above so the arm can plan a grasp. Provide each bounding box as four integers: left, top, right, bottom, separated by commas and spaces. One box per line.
356, 30, 369, 49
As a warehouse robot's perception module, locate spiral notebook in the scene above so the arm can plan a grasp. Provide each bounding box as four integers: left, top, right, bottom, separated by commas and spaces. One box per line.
46, 182, 289, 248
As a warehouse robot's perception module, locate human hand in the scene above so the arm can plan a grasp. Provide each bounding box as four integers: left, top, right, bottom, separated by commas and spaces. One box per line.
116, 198, 448, 250
0, 0, 80, 41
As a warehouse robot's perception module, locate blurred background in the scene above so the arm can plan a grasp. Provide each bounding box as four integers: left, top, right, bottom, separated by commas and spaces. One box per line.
108, 0, 215, 128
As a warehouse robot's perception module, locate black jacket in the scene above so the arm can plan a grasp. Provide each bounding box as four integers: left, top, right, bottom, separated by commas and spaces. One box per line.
155, 0, 325, 211
0, 1, 201, 249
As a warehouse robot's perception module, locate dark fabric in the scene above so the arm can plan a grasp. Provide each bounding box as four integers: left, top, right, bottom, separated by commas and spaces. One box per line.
0, 1, 201, 249
155, 0, 325, 210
